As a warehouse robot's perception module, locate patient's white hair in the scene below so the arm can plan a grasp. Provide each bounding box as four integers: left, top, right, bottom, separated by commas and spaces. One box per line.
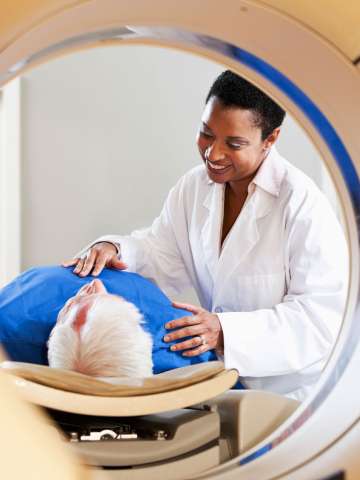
48, 295, 153, 377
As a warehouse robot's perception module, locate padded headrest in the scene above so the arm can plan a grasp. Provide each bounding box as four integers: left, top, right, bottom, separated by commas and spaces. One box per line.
0, 361, 238, 416
1, 360, 227, 396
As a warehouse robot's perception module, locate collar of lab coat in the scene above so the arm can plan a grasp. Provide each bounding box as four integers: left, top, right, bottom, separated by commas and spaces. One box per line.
201, 146, 286, 285
205, 146, 285, 196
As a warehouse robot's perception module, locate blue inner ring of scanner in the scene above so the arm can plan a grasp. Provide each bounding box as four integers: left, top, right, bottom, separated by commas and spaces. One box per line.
225, 45, 360, 465
231, 47, 360, 203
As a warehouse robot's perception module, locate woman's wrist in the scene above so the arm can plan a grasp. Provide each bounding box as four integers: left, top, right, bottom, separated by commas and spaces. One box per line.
95, 241, 121, 257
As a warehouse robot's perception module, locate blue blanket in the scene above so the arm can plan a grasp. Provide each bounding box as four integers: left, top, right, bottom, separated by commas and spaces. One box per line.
0, 266, 218, 374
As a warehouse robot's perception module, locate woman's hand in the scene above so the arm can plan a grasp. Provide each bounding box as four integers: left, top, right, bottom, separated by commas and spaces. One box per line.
164, 302, 223, 356
62, 242, 127, 277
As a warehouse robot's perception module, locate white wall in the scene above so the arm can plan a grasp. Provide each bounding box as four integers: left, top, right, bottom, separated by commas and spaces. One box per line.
21, 45, 221, 269
0, 79, 21, 287
18, 44, 336, 273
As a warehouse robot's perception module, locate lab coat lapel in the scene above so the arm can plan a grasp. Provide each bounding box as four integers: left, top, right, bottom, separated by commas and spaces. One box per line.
215, 147, 285, 287
200, 182, 224, 280
200, 147, 285, 285
215, 187, 277, 286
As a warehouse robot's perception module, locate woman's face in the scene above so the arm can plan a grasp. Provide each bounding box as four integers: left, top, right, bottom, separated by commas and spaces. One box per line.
196, 96, 275, 185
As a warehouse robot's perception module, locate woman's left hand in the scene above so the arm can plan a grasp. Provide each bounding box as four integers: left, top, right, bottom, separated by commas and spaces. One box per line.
164, 302, 224, 356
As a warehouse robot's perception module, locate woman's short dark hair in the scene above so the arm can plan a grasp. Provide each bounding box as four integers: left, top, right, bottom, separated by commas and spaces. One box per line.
206, 70, 286, 140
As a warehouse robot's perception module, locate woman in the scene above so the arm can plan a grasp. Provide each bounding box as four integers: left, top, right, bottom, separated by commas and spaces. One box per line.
64, 71, 348, 400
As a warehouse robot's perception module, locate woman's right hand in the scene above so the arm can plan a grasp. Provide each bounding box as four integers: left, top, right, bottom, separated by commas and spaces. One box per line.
62, 242, 127, 277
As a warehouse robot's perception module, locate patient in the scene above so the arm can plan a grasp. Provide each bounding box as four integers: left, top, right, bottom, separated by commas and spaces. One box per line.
48, 279, 153, 377
0, 265, 216, 375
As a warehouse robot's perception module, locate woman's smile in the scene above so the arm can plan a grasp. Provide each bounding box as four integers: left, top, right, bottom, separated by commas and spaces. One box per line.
206, 160, 233, 175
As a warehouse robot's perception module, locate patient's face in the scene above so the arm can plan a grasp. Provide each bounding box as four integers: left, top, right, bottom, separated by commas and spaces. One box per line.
57, 279, 121, 327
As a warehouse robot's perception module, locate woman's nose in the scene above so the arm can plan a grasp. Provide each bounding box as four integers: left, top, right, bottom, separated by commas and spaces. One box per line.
205, 142, 226, 162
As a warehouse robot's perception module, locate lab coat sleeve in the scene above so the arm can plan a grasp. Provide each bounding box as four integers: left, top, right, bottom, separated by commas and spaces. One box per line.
78, 176, 193, 298
217, 193, 348, 377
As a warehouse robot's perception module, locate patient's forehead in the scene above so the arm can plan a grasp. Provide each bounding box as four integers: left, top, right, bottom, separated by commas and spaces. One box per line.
57, 291, 124, 325
72, 290, 123, 303
73, 291, 123, 307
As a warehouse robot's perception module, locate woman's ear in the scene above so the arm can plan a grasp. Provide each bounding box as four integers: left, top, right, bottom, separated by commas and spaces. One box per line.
263, 127, 281, 150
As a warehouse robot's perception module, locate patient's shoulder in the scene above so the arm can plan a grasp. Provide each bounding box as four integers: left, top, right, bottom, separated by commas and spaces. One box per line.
100, 269, 171, 306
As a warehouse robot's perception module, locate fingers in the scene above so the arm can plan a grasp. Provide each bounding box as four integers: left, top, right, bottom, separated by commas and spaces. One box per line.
165, 310, 222, 356
172, 301, 204, 314
167, 332, 209, 357
65, 242, 123, 277
169, 335, 204, 352
164, 323, 204, 343
182, 344, 209, 357
72, 250, 97, 277
80, 249, 97, 277
165, 315, 201, 330
109, 257, 128, 270
73, 257, 85, 275
92, 253, 108, 277
62, 258, 79, 267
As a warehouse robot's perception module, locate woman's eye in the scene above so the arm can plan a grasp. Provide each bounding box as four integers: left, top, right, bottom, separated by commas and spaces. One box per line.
200, 131, 213, 139
227, 143, 245, 150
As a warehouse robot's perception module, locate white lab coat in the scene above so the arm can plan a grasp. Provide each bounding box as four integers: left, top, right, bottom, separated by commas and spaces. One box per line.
87, 147, 348, 401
